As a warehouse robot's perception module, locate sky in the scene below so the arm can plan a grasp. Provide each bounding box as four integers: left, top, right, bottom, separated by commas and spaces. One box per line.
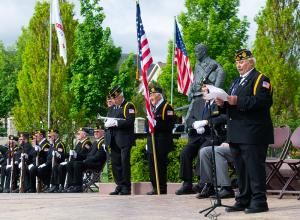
0, 0, 266, 63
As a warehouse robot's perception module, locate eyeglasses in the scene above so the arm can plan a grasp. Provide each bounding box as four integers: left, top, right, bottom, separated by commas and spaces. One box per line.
113, 95, 122, 101
77, 133, 81, 135
48, 136, 53, 138
94, 131, 100, 133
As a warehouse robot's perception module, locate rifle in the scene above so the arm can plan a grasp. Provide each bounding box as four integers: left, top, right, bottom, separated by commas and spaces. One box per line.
19, 145, 26, 193
3, 142, 12, 190
36, 139, 41, 193
10, 146, 16, 192
64, 136, 74, 189
50, 141, 57, 188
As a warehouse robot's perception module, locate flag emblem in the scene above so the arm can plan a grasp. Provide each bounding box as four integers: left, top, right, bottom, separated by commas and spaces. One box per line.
167, 111, 173, 115
85, 144, 90, 149
44, 148, 49, 152
129, 109, 135, 114
57, 148, 63, 152
263, 81, 270, 89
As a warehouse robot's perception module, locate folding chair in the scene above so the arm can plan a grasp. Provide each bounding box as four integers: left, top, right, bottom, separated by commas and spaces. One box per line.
265, 125, 292, 193
278, 126, 300, 199
82, 161, 107, 193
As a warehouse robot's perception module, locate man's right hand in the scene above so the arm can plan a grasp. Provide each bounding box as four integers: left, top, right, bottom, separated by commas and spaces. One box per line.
215, 97, 224, 107
219, 143, 229, 147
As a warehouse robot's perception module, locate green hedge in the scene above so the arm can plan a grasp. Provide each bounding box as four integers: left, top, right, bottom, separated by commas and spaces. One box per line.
130, 138, 199, 183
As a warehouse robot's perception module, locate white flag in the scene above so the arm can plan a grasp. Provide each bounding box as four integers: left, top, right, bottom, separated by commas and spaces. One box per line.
52, 0, 67, 65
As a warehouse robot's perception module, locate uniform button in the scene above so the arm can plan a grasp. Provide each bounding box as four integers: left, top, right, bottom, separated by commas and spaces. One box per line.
230, 118, 232, 120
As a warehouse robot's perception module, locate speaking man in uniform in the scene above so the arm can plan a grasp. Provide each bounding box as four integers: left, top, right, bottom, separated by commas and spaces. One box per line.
215, 49, 273, 213
146, 87, 175, 195
105, 85, 136, 195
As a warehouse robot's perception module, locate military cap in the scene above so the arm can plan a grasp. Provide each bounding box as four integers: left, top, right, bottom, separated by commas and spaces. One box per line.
30, 134, 35, 140
200, 79, 213, 88
106, 95, 112, 101
94, 124, 103, 130
9, 135, 18, 142
149, 87, 162, 94
48, 129, 59, 134
35, 129, 46, 136
235, 49, 253, 61
77, 127, 89, 133
109, 85, 122, 99
19, 132, 29, 138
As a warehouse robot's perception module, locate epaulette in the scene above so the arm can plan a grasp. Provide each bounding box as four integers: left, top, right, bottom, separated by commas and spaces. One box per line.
162, 103, 174, 120
81, 139, 91, 148
97, 138, 105, 149
124, 102, 136, 118
254, 72, 272, 95
41, 142, 51, 151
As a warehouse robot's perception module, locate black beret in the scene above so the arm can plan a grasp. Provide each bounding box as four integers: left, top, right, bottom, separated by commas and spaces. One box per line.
235, 49, 253, 61
77, 127, 89, 133
94, 124, 103, 130
48, 129, 60, 134
109, 85, 122, 99
35, 129, 46, 136
9, 135, 18, 141
149, 87, 162, 94
19, 132, 29, 138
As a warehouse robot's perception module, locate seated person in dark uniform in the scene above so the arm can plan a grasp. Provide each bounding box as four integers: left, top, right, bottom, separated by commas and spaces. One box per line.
195, 141, 235, 199
65, 125, 106, 193
146, 87, 175, 195
46, 127, 91, 193
175, 81, 227, 195
10, 132, 33, 193
29, 129, 66, 192
26, 130, 51, 193
0, 135, 17, 193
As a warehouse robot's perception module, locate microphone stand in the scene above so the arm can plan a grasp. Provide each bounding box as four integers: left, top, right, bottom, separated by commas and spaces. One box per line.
199, 100, 242, 217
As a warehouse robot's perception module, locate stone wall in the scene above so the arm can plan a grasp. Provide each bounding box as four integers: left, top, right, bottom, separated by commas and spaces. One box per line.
0, 137, 7, 146
7, 117, 17, 136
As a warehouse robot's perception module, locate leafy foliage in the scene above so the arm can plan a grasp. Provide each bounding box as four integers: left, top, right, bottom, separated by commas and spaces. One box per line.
70, 0, 122, 121
13, 0, 81, 146
253, 0, 300, 119
110, 52, 140, 102
159, 0, 250, 111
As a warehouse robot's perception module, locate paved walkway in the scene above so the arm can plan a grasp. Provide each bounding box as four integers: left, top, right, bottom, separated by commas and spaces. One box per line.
0, 193, 298, 219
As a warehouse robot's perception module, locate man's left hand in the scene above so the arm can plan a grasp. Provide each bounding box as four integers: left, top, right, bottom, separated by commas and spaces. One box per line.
227, 95, 237, 105
104, 118, 117, 128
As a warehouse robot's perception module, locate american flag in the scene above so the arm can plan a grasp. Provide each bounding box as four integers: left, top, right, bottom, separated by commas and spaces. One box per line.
136, 3, 155, 133
174, 20, 194, 95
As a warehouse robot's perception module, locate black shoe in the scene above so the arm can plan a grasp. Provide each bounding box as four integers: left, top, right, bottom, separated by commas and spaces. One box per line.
119, 189, 131, 195
109, 187, 122, 195
225, 203, 249, 212
46, 185, 59, 193
12, 188, 20, 193
196, 184, 215, 199
175, 182, 196, 195
0, 187, 3, 193
244, 204, 269, 214
62, 186, 73, 193
3, 188, 10, 193
67, 186, 83, 193
192, 182, 205, 193
146, 188, 167, 195
26, 188, 37, 193
56, 186, 64, 193
41, 185, 49, 192
209, 187, 235, 199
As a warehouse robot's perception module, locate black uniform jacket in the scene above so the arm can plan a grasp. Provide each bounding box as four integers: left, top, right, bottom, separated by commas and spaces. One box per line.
28, 139, 51, 166
105, 100, 136, 148
147, 100, 175, 155
1, 145, 18, 167
225, 68, 274, 144
16, 142, 33, 163
60, 138, 92, 162
77, 137, 106, 164
186, 98, 227, 145
45, 138, 66, 166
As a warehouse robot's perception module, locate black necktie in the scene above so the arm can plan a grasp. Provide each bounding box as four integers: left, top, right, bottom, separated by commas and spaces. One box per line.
115, 106, 119, 116
231, 77, 243, 95
202, 102, 209, 119
153, 106, 156, 113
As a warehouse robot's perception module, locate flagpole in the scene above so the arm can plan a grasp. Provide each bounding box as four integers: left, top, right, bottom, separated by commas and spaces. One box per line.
171, 16, 176, 105
47, 0, 52, 129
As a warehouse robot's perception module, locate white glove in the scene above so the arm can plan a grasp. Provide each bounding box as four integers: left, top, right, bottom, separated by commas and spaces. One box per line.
55, 151, 61, 158
18, 163, 22, 169
104, 118, 117, 128
28, 164, 34, 170
35, 146, 41, 152
6, 165, 11, 169
103, 144, 106, 152
60, 161, 67, 165
196, 127, 205, 134
193, 120, 207, 129
21, 153, 28, 159
70, 150, 77, 158
153, 119, 157, 126
38, 163, 46, 169
14, 161, 18, 165
145, 144, 148, 151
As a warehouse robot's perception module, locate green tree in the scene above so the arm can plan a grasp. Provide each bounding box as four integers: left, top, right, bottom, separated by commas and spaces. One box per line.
159, 0, 250, 110
110, 52, 140, 102
253, 0, 300, 119
70, 0, 122, 121
13, 0, 81, 140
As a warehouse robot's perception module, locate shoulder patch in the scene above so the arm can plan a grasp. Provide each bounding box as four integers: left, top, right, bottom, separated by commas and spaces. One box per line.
85, 144, 90, 149
262, 81, 270, 89
44, 148, 49, 152
167, 110, 173, 115
129, 109, 135, 113
57, 148, 63, 152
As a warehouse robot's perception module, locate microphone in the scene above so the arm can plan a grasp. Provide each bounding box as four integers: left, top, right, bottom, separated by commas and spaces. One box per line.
203, 64, 218, 83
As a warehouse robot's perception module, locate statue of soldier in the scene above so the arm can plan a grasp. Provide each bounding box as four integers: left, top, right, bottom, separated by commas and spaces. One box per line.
185, 44, 226, 126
